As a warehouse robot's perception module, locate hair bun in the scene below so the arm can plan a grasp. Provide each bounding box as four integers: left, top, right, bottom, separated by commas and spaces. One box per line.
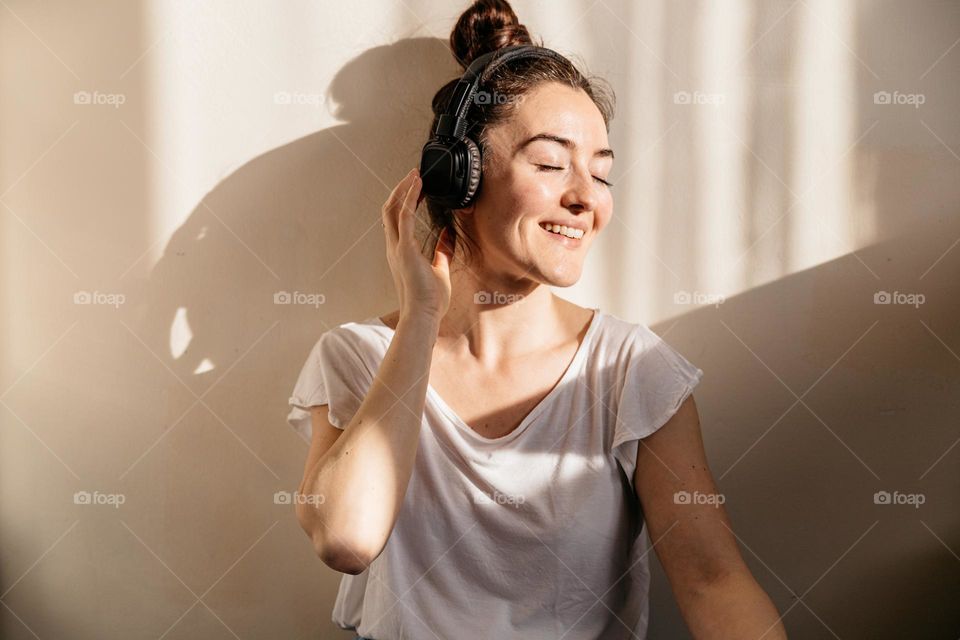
450, 0, 536, 69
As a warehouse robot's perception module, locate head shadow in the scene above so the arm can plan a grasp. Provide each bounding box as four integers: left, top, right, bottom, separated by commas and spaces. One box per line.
135, 37, 455, 394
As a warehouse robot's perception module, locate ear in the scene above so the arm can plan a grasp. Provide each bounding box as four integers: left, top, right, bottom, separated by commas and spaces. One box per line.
452, 201, 477, 217
449, 185, 480, 219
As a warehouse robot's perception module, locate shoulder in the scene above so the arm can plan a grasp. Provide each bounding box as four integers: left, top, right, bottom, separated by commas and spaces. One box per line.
591, 309, 663, 357
592, 311, 702, 385
308, 316, 392, 363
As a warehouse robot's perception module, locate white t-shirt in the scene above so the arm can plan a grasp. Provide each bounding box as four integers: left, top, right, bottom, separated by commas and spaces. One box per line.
286, 308, 703, 640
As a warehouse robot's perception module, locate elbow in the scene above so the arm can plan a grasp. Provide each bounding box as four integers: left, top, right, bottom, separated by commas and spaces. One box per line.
312, 528, 379, 574
317, 541, 373, 575
295, 495, 390, 574
297, 507, 376, 574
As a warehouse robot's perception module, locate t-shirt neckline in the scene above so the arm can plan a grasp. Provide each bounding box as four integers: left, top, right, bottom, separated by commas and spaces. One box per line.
370, 308, 603, 445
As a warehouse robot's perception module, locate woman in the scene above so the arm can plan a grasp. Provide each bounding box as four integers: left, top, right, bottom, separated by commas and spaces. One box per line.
287, 1, 787, 638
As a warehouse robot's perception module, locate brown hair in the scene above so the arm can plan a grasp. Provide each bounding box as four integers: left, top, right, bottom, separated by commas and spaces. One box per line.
424, 0, 616, 264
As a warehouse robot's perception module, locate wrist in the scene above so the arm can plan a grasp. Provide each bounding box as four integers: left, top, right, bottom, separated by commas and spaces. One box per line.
397, 310, 442, 336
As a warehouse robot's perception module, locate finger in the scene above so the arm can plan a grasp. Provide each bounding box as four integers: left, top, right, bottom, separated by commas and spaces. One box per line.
382, 220, 397, 250
396, 171, 422, 247
382, 203, 398, 247
384, 168, 416, 211
383, 169, 417, 239
432, 226, 454, 271
396, 175, 419, 247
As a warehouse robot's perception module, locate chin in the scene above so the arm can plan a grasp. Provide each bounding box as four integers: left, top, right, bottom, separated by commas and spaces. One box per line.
542, 265, 583, 288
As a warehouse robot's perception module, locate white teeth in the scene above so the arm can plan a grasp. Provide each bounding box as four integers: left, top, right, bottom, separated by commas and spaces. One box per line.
542, 223, 584, 239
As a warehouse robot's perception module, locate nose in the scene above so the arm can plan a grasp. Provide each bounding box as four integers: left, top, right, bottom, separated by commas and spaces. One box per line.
560, 167, 598, 213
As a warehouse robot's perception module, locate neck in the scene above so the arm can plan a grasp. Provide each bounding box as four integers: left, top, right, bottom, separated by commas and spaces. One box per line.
439, 259, 572, 367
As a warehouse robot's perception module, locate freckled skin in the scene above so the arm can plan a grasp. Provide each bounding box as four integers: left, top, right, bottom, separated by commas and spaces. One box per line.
454, 81, 614, 287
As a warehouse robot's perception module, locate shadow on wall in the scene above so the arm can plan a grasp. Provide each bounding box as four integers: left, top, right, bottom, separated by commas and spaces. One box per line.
131, 37, 454, 398
645, 213, 960, 638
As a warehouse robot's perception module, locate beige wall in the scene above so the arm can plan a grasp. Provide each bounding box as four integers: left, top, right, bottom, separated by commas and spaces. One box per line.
2, 1, 957, 638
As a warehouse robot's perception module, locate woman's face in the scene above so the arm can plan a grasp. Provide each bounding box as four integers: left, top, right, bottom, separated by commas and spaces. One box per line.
461, 81, 614, 288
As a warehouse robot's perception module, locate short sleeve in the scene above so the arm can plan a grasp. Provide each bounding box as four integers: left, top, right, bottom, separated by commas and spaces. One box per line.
286, 327, 374, 442
612, 325, 704, 494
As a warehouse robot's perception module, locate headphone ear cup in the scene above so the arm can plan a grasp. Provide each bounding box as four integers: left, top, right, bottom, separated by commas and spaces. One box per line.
458, 137, 482, 207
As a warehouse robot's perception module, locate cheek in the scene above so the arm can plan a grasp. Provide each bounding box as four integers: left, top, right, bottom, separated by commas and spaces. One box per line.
522, 173, 557, 200
480, 174, 552, 235
508, 175, 555, 219
595, 194, 614, 231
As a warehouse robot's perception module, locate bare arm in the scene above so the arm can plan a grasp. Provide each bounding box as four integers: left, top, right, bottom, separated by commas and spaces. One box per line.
296, 168, 453, 574
635, 394, 788, 639
297, 312, 439, 574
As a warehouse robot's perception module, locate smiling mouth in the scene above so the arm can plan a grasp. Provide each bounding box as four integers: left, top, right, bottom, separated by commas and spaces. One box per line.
540, 224, 586, 249
538, 222, 586, 240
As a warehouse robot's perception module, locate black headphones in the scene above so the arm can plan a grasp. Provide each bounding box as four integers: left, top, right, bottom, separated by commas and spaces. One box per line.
419, 44, 568, 209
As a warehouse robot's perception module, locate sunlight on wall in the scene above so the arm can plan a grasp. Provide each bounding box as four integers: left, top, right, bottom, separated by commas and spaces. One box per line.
697, 0, 750, 294
168, 305, 214, 372
789, 0, 862, 273
668, 0, 866, 319
194, 358, 216, 374
143, 0, 213, 268
169, 305, 192, 359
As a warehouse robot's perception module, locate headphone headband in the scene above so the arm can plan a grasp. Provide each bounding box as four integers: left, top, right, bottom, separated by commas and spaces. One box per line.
433, 45, 568, 140
420, 44, 570, 209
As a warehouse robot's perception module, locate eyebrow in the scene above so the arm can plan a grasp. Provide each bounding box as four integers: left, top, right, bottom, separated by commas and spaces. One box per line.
515, 133, 615, 160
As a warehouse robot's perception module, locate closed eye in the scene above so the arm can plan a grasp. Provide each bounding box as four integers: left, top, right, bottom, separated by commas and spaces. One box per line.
535, 164, 613, 188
